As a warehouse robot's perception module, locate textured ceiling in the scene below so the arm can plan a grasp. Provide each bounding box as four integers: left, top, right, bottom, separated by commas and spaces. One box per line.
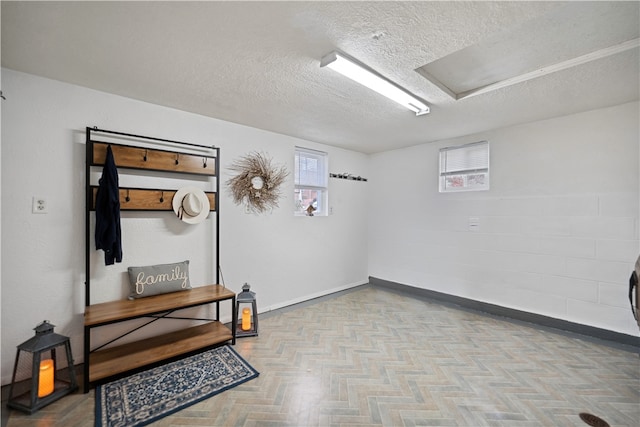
2, 1, 639, 154
417, 2, 640, 98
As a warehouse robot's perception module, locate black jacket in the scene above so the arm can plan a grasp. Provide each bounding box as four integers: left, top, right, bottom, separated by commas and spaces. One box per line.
95, 145, 122, 265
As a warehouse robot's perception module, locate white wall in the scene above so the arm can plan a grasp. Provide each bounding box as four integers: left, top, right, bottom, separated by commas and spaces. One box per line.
0, 69, 369, 384
0, 66, 3, 384
2, 68, 637, 387
369, 101, 640, 337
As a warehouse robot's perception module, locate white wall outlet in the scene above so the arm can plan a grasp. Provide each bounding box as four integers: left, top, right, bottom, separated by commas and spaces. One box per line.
32, 196, 48, 214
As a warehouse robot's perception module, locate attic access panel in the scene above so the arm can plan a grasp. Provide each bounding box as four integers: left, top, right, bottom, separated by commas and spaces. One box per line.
416, 2, 640, 100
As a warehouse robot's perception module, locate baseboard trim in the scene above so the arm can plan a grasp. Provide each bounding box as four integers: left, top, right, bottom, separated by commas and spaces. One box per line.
261, 280, 368, 314
369, 276, 640, 351
248, 282, 369, 321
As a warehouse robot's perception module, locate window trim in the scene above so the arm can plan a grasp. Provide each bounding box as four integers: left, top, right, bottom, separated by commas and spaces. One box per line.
439, 140, 490, 193
294, 146, 329, 216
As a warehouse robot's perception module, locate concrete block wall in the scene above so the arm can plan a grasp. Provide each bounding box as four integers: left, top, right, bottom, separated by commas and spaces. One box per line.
368, 101, 639, 337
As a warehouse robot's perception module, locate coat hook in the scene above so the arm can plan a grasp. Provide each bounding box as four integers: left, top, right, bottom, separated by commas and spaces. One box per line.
159, 191, 164, 203
143, 149, 148, 162
125, 189, 130, 202
175, 154, 179, 165
203, 158, 208, 168
0, 91, 6, 100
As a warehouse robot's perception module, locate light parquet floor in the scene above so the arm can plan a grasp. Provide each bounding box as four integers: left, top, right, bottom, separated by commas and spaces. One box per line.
3, 285, 639, 426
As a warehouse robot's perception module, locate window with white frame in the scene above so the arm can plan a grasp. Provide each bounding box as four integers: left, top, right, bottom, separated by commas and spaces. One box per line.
294, 147, 328, 216
439, 141, 489, 192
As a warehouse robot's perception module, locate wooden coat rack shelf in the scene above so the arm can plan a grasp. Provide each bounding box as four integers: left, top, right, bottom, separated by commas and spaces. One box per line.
91, 141, 216, 176
89, 186, 216, 211
83, 127, 231, 393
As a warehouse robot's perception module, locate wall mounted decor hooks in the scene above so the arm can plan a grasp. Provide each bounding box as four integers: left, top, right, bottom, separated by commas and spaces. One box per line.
0, 90, 6, 100
329, 172, 368, 182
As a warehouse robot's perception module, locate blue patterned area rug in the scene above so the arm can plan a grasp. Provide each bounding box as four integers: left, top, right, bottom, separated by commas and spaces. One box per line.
95, 345, 259, 427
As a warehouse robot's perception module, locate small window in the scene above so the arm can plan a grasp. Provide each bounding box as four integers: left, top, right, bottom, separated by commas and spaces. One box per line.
439, 141, 489, 192
294, 147, 328, 216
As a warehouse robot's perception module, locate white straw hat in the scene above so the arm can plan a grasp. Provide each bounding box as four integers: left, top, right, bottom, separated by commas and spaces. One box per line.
172, 187, 210, 224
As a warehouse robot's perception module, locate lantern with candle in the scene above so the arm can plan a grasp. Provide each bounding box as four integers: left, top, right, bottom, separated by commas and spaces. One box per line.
6, 321, 78, 414
235, 283, 258, 337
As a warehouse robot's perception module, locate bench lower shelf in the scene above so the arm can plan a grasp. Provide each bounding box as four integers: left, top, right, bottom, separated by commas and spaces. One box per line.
88, 321, 233, 382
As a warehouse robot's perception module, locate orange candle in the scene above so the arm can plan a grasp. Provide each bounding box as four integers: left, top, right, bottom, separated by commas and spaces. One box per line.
241, 308, 251, 331
38, 359, 54, 398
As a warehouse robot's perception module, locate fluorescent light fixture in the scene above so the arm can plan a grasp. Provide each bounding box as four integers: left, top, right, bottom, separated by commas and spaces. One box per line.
320, 50, 429, 116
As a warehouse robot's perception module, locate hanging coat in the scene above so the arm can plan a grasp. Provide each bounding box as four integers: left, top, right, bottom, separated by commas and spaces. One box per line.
95, 145, 122, 265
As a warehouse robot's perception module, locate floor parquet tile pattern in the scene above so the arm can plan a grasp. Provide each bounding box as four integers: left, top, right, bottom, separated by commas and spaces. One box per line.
3, 286, 639, 426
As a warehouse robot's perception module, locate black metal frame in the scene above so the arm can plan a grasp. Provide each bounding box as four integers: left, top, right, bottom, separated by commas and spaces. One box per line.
84, 127, 224, 392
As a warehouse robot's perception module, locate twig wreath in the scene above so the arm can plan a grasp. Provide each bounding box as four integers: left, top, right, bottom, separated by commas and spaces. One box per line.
226, 152, 288, 214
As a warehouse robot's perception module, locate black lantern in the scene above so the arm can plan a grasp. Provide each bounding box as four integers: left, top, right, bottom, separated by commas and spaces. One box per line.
7, 321, 78, 414
236, 283, 258, 337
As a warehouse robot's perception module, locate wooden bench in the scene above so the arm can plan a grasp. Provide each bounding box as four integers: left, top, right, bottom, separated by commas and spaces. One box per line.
84, 284, 236, 384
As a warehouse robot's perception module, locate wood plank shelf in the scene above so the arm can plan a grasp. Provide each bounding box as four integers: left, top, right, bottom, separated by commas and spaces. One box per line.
85, 285, 235, 326
85, 285, 236, 384
88, 322, 233, 382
